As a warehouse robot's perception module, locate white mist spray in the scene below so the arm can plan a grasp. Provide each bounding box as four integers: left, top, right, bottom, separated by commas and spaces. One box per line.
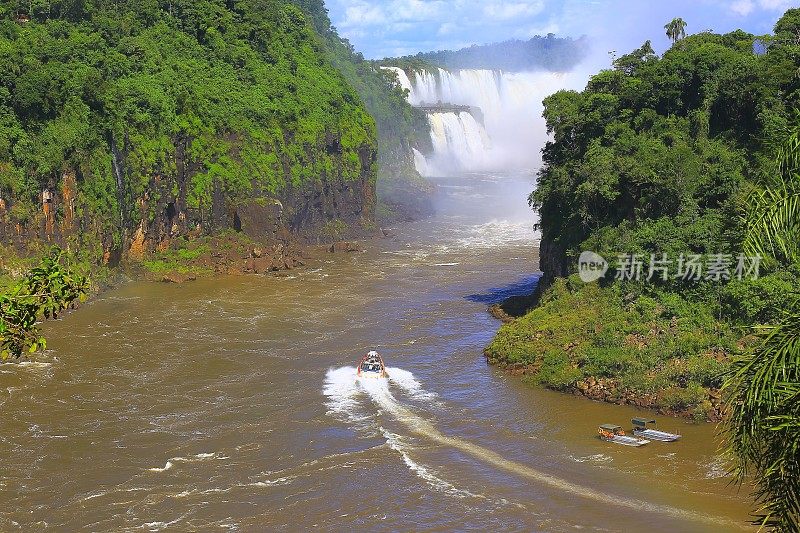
385, 66, 584, 176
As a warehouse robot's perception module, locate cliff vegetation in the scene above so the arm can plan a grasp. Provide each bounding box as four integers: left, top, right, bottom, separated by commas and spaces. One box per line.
487, 10, 800, 420
0, 0, 378, 267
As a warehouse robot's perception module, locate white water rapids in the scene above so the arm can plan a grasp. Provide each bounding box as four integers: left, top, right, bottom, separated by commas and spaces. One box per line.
384, 66, 581, 176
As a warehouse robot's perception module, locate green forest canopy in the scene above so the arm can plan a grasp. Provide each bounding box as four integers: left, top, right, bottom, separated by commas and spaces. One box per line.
293, 0, 430, 162
0, 0, 377, 239
488, 9, 800, 424
532, 12, 800, 322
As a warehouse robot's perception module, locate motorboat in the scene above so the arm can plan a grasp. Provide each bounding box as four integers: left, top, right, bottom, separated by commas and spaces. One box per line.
356, 350, 387, 379
631, 418, 681, 442
598, 424, 649, 447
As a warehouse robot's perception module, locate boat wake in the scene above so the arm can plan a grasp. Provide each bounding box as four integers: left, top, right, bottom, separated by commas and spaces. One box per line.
323, 366, 748, 530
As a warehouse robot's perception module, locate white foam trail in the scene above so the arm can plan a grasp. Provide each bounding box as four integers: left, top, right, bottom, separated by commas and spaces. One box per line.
383, 429, 481, 499
322, 366, 364, 422
323, 366, 748, 530
386, 367, 437, 402
324, 368, 474, 497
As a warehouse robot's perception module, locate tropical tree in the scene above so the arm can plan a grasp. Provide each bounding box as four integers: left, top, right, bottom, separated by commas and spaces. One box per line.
0, 248, 88, 360
724, 126, 800, 531
664, 17, 687, 43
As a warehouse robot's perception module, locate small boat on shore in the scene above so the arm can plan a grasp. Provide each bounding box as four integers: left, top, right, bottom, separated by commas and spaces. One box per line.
356, 351, 387, 379
598, 424, 649, 447
631, 418, 681, 442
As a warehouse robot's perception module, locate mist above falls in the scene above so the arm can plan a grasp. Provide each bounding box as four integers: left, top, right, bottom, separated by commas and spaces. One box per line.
385, 66, 583, 177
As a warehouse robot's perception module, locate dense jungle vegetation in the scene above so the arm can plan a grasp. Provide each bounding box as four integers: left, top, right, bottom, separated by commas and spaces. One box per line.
487, 10, 799, 528
0, 0, 438, 363
489, 9, 799, 410
294, 0, 433, 219
0, 0, 380, 238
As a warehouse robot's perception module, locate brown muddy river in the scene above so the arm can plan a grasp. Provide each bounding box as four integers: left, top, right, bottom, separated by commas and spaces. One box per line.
0, 173, 752, 531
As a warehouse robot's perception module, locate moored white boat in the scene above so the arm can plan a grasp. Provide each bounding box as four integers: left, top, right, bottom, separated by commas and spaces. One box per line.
598, 424, 649, 447
631, 418, 681, 442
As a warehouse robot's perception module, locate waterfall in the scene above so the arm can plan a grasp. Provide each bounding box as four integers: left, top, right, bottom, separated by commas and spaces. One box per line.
384, 66, 579, 177
426, 112, 491, 175
382, 66, 414, 95
411, 148, 429, 176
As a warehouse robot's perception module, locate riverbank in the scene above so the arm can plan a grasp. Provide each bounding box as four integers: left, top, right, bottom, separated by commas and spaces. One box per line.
485, 276, 748, 422
2, 233, 372, 289
136, 233, 375, 284
0, 187, 425, 365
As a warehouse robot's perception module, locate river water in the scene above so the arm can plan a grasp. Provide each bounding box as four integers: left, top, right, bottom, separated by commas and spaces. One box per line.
0, 173, 751, 531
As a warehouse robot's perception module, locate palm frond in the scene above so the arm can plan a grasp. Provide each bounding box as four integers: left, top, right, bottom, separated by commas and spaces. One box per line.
723, 314, 800, 530
743, 184, 800, 267
777, 126, 800, 179
742, 116, 800, 269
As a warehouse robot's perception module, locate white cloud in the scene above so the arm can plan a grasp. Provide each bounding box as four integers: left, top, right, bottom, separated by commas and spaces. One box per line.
515, 20, 561, 38
338, 0, 450, 30
730, 0, 754, 16
340, 2, 386, 27
438, 22, 458, 35
390, 0, 447, 21
332, 0, 791, 60
334, 0, 554, 57
757, 0, 795, 10
483, 1, 545, 20
728, 0, 794, 16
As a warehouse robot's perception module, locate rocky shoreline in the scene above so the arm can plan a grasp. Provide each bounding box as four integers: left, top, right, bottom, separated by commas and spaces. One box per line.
138, 236, 368, 284
487, 357, 725, 422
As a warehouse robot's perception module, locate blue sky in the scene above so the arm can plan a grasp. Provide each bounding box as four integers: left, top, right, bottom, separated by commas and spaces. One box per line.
325, 0, 797, 60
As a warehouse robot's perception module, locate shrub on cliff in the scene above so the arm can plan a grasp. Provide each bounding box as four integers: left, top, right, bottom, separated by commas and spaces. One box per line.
0, 248, 88, 360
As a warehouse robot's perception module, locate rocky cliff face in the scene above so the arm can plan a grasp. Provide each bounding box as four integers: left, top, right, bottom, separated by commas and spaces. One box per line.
536, 234, 569, 288
0, 134, 376, 265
